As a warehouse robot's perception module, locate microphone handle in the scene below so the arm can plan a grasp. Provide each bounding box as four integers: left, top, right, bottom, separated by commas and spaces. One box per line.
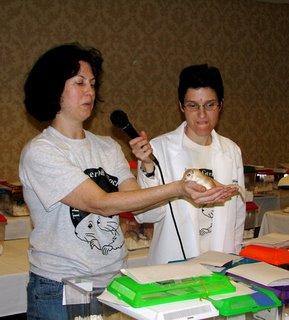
122, 123, 139, 139
123, 124, 159, 165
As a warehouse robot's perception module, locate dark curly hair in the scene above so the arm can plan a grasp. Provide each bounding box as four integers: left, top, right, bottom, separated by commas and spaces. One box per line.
178, 64, 224, 105
24, 42, 103, 121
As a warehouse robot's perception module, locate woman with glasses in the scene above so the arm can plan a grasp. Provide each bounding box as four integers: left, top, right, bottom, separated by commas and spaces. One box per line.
130, 64, 246, 265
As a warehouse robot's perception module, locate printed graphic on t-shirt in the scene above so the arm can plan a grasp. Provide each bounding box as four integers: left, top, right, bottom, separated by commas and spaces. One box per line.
70, 167, 124, 255
199, 169, 214, 237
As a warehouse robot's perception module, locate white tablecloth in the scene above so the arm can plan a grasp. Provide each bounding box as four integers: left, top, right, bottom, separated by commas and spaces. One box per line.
259, 210, 289, 236
4, 213, 32, 240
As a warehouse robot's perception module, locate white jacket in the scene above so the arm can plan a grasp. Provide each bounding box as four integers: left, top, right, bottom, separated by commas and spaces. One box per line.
136, 121, 246, 265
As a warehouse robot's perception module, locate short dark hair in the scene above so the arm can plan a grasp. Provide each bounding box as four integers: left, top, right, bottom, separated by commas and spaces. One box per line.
178, 64, 224, 105
24, 42, 103, 121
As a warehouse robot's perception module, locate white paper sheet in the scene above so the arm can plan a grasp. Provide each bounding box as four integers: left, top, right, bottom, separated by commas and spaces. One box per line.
121, 261, 211, 284
190, 251, 241, 267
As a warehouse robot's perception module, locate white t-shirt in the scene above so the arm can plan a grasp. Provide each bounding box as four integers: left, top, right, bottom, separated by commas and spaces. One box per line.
19, 126, 134, 286
183, 134, 213, 253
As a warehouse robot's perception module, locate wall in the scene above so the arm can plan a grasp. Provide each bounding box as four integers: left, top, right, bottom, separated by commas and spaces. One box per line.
0, 0, 288, 181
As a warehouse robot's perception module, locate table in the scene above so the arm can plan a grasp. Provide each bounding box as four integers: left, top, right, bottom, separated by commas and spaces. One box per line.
0, 239, 148, 317
254, 189, 289, 227
259, 210, 289, 236
4, 213, 32, 240
0, 239, 29, 317
2, 239, 287, 319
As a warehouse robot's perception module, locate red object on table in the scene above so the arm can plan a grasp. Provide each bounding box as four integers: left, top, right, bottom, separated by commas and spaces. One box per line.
240, 245, 289, 265
0, 213, 7, 223
246, 202, 258, 211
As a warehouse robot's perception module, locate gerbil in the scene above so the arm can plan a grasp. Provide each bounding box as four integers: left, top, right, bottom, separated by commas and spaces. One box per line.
183, 168, 245, 200
182, 168, 216, 189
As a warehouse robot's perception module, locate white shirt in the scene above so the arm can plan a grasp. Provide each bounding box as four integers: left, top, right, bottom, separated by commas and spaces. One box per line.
136, 121, 246, 265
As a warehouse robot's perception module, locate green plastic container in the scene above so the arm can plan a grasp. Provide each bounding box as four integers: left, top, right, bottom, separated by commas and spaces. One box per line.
206, 285, 282, 316
107, 273, 235, 308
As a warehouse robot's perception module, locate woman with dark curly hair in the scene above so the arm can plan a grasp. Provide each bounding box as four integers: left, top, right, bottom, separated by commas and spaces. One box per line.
20, 43, 234, 319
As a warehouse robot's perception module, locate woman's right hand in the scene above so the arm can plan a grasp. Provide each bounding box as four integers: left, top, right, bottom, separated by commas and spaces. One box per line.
129, 131, 155, 172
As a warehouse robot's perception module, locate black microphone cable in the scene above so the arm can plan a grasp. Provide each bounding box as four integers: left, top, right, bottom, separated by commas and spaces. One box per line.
154, 161, 187, 261
110, 109, 187, 261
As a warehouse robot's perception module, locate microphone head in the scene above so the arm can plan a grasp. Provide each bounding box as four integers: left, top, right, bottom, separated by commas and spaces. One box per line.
110, 110, 129, 128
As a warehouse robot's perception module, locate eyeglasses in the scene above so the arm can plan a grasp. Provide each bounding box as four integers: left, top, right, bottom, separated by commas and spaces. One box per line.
183, 101, 220, 112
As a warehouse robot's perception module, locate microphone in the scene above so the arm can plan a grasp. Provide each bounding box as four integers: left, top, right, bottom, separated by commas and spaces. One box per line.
110, 109, 159, 165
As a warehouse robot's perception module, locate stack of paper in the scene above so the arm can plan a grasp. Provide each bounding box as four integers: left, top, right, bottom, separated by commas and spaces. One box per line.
226, 261, 289, 287
243, 233, 289, 248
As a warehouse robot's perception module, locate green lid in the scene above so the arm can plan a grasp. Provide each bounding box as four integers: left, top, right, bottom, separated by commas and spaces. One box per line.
206, 285, 281, 316
107, 273, 235, 308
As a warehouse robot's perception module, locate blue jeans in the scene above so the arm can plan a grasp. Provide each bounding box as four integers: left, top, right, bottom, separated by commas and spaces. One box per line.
27, 272, 68, 320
